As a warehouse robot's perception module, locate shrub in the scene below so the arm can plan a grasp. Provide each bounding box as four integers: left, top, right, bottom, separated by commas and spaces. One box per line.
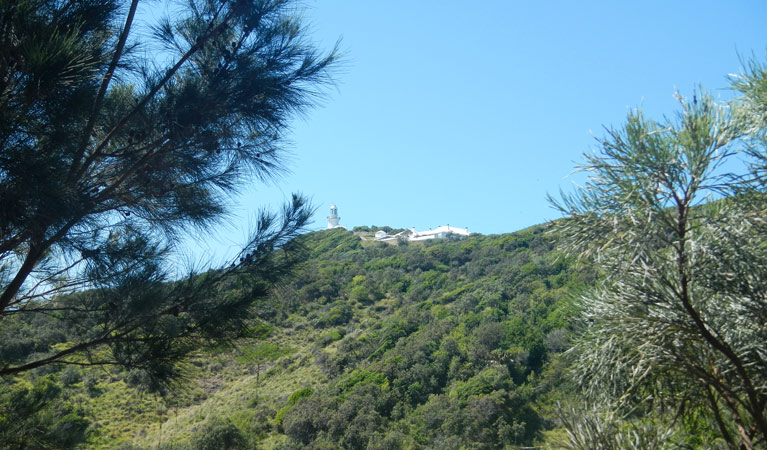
190, 418, 247, 450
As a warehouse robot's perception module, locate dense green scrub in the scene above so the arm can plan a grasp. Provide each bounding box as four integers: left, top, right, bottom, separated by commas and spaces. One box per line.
1, 226, 590, 449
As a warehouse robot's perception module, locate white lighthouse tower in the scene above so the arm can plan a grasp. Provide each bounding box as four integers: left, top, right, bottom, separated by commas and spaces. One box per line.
327, 204, 341, 229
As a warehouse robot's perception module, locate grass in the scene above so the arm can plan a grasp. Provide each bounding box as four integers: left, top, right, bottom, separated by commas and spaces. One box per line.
134, 315, 332, 449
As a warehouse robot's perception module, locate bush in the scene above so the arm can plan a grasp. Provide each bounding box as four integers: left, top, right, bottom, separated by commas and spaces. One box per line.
190, 418, 247, 450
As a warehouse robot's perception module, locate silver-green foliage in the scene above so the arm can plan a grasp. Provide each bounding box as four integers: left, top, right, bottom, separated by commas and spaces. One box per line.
550, 61, 767, 448
548, 407, 679, 450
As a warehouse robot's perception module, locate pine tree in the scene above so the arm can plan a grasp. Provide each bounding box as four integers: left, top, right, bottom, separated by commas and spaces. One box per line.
0, 0, 337, 382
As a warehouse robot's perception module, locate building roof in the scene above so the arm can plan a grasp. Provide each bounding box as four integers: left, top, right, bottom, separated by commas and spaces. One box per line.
410, 225, 469, 238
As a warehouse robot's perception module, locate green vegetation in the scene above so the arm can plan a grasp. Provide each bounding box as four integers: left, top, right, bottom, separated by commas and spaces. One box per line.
0, 226, 591, 448
548, 62, 767, 448
0, 0, 336, 383
0, 0, 336, 446
554, 59, 767, 448
257, 226, 588, 449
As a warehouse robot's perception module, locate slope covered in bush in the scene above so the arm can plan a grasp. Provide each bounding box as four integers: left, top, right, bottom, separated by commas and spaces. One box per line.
2, 226, 590, 449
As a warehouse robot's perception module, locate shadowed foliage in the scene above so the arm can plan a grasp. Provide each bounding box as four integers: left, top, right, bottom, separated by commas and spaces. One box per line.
0, 0, 337, 446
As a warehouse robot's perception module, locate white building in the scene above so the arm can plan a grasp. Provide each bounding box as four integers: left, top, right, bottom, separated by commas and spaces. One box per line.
327, 204, 343, 229
373, 225, 470, 242
408, 225, 470, 241
374, 229, 410, 242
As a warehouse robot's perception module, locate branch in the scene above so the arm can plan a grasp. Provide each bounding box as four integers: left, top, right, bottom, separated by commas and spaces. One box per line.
706, 385, 736, 448
0, 332, 114, 376
0, 215, 85, 315
70, 0, 141, 181
17, 256, 88, 302
75, 8, 237, 181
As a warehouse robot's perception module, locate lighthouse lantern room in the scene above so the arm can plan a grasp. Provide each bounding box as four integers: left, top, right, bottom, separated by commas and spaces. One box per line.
327, 205, 341, 229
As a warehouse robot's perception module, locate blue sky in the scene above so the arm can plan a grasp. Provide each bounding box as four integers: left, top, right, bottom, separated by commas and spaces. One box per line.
184, 0, 767, 262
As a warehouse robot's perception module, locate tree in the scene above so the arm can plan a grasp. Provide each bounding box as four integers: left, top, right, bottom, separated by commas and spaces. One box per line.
0, 375, 89, 449
550, 67, 767, 448
0, 0, 337, 382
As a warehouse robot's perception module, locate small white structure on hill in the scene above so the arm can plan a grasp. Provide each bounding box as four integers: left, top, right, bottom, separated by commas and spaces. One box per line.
373, 225, 470, 242
373, 229, 410, 242
327, 204, 343, 229
408, 225, 470, 241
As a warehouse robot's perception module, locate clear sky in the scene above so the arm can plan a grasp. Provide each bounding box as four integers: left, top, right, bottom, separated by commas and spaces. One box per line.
185, 0, 767, 263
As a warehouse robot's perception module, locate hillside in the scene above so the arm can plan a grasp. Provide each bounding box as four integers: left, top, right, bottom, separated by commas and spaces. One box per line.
3, 225, 592, 449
